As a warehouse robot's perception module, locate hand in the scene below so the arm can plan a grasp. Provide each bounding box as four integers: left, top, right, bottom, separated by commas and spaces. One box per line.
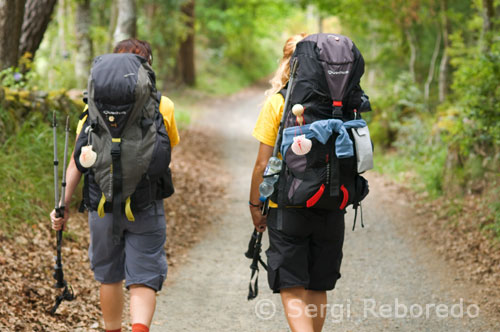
50, 207, 69, 231
250, 205, 267, 232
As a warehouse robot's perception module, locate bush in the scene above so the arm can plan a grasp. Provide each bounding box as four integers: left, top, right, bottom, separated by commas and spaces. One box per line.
0, 90, 83, 234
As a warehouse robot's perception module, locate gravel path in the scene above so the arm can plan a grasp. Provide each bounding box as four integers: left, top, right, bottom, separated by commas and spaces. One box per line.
151, 87, 498, 332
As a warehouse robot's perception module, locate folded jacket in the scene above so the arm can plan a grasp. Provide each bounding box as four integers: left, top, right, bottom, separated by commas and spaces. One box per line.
281, 119, 367, 158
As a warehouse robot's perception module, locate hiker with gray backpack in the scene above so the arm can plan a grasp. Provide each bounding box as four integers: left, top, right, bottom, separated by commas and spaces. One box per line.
249, 33, 373, 332
50, 39, 179, 332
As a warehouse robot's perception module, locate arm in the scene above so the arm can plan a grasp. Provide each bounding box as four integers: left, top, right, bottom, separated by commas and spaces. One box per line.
50, 148, 82, 231
249, 143, 273, 232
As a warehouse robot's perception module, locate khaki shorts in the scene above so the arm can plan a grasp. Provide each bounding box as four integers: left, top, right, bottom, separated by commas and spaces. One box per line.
88, 200, 167, 291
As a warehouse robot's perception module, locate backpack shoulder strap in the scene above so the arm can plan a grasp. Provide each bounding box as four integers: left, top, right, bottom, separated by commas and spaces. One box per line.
278, 87, 287, 98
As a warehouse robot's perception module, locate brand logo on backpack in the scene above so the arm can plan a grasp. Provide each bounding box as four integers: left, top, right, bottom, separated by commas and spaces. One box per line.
328, 70, 350, 75
103, 110, 127, 115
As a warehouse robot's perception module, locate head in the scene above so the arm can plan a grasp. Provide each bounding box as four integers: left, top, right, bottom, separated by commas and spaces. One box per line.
265, 33, 307, 97
113, 38, 153, 65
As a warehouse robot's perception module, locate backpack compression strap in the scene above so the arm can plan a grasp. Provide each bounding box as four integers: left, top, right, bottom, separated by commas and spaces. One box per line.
109, 137, 136, 244
111, 138, 123, 245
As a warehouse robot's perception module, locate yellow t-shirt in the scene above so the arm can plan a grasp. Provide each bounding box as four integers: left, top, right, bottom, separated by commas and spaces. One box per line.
252, 93, 285, 208
76, 96, 180, 147
252, 93, 285, 147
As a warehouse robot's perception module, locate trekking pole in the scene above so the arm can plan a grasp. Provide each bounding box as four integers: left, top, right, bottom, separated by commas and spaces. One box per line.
245, 59, 300, 300
260, 58, 299, 216
50, 112, 75, 315
245, 229, 267, 300
272, 58, 299, 159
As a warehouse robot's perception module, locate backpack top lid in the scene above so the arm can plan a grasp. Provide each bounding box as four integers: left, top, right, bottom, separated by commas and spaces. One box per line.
88, 53, 156, 137
288, 33, 365, 121
91, 53, 154, 105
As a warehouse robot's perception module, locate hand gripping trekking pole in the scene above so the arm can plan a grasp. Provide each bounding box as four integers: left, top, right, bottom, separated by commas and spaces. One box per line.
245, 229, 267, 300
51, 112, 75, 315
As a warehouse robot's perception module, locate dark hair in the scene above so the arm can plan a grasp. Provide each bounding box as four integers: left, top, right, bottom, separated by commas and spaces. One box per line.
113, 38, 153, 65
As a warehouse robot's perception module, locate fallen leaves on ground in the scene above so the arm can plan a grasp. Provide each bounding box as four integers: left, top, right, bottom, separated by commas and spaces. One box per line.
0, 127, 229, 331
372, 174, 500, 322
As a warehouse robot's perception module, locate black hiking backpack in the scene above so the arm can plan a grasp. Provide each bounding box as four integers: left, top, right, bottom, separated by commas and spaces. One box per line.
74, 53, 174, 243
275, 33, 373, 227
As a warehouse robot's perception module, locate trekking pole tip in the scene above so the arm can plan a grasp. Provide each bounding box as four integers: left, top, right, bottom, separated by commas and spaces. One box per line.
52, 111, 57, 127
65, 115, 70, 131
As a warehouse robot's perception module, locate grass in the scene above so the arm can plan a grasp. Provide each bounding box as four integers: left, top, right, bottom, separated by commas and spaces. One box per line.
0, 112, 80, 234
484, 185, 500, 241
173, 106, 191, 130
374, 135, 500, 242
373, 148, 446, 200
195, 63, 258, 96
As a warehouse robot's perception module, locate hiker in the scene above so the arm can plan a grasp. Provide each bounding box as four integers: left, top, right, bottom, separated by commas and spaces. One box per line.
50, 38, 179, 332
250, 32, 370, 332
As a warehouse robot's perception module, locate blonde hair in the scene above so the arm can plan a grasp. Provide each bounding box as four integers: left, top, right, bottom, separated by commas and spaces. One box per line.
265, 33, 308, 97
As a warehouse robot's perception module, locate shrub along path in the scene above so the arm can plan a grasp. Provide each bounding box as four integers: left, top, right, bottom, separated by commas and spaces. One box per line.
151, 85, 499, 332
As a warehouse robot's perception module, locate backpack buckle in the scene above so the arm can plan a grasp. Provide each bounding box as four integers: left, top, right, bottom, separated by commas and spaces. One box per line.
111, 138, 121, 156
332, 100, 343, 119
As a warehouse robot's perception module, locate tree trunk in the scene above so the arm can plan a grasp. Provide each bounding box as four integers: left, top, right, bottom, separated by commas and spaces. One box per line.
113, 0, 136, 45
481, 0, 495, 52
0, 0, 25, 70
438, 0, 450, 103
424, 28, 442, 105
144, 2, 157, 35
405, 28, 417, 82
75, 0, 92, 88
318, 13, 323, 33
178, 0, 195, 86
57, 0, 67, 57
18, 0, 57, 62
108, 0, 118, 51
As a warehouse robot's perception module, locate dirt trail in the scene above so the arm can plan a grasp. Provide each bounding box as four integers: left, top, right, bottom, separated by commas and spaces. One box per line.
151, 86, 498, 332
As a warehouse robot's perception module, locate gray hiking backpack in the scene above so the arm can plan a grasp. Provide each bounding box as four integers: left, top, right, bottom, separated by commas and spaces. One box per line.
74, 53, 173, 244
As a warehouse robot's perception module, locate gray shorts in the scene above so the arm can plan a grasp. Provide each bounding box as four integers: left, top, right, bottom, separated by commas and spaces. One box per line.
88, 200, 167, 291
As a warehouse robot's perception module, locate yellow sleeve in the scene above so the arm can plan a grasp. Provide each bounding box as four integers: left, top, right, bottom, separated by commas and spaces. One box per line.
159, 96, 180, 147
76, 105, 89, 136
252, 94, 285, 147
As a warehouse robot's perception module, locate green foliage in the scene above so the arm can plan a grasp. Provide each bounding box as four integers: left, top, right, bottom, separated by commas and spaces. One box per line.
447, 41, 500, 154
375, 115, 447, 198
395, 116, 448, 197
196, 63, 256, 95
196, 0, 294, 87
367, 72, 426, 148
173, 107, 191, 129
0, 105, 81, 233
0, 54, 39, 90
0, 89, 83, 233
0, 118, 57, 231
136, 0, 185, 89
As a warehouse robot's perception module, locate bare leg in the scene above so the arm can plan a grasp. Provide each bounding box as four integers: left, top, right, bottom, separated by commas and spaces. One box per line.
306, 290, 327, 332
280, 287, 315, 332
100, 282, 124, 330
129, 285, 156, 327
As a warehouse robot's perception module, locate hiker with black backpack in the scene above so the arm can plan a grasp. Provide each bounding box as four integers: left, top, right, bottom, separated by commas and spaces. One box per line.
50, 39, 179, 332
249, 33, 372, 332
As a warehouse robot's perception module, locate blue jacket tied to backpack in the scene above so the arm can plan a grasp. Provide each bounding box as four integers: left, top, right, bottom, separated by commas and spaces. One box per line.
281, 119, 367, 158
